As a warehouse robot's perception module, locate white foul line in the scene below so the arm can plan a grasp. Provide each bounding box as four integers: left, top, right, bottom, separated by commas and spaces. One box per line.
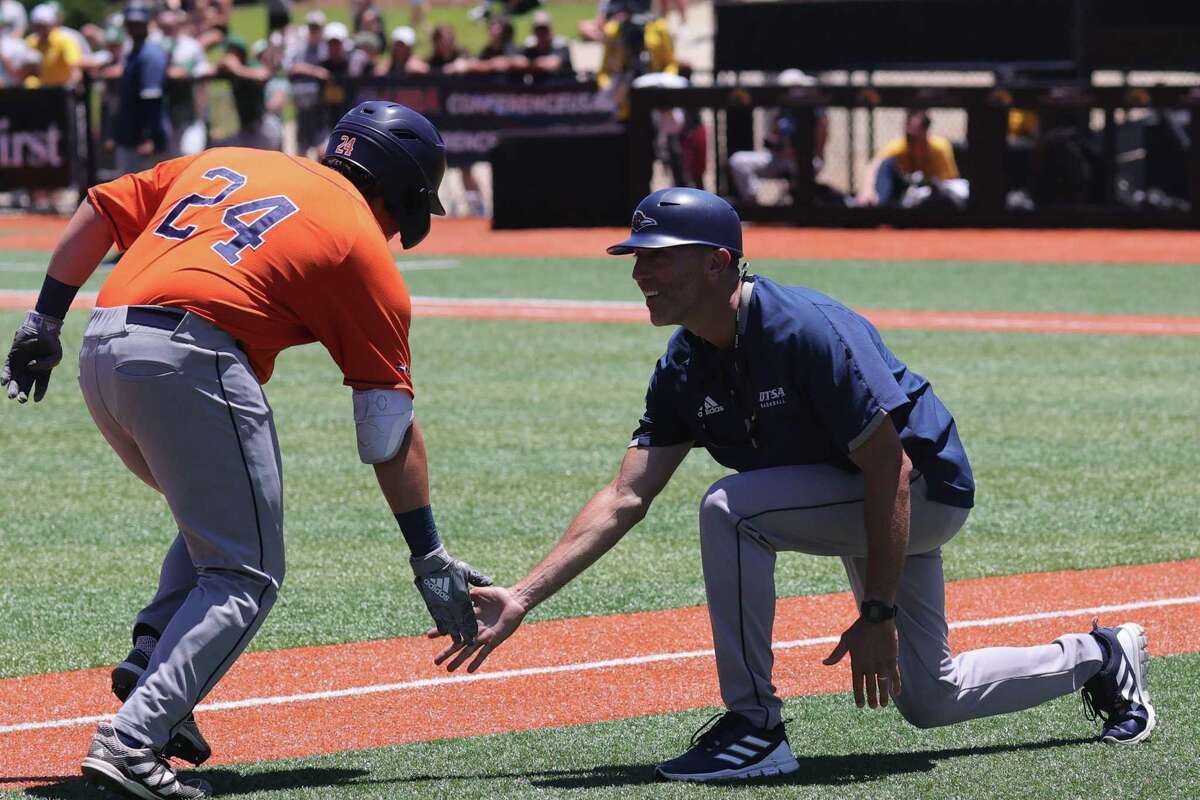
2, 594, 1197, 736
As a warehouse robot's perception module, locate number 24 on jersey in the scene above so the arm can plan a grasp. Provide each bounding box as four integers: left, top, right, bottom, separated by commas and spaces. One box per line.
154, 167, 299, 266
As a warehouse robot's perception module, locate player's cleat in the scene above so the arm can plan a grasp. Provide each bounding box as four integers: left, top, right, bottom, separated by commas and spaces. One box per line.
112, 637, 213, 766
81, 722, 211, 799
654, 711, 800, 782
160, 716, 213, 766
111, 635, 157, 702
1082, 620, 1157, 745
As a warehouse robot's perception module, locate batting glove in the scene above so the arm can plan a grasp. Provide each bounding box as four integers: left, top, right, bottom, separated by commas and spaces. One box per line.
411, 545, 493, 645
1, 311, 63, 403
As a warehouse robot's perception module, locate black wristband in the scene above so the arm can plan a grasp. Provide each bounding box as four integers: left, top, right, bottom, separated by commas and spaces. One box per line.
394, 505, 443, 558
34, 275, 80, 321
860, 599, 897, 623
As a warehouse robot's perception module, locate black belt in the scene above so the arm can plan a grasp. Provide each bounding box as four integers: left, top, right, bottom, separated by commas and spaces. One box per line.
127, 306, 186, 331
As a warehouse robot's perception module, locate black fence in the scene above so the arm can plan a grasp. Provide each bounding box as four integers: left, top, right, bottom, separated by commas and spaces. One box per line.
0, 87, 90, 193
628, 83, 1200, 228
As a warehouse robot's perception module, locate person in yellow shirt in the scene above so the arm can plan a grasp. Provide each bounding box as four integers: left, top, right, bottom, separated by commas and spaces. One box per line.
859, 109, 959, 206
24, 2, 81, 87
598, 8, 677, 120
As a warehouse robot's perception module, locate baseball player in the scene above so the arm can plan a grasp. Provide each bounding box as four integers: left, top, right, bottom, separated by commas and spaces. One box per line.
433, 188, 1157, 782
0, 101, 491, 799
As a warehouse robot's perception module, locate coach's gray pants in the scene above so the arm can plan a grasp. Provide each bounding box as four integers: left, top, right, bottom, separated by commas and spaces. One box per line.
699, 465, 1104, 730
78, 306, 285, 751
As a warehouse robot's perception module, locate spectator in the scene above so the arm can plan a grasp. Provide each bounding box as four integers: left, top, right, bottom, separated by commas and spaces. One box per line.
318, 21, 354, 141
598, 8, 677, 119
255, 33, 290, 148
46, 2, 94, 66
357, 5, 386, 53
24, 2, 82, 87
460, 17, 520, 79
521, 10, 572, 80
215, 34, 278, 150
156, 10, 209, 156
427, 23, 465, 73
1, 17, 34, 86
266, 0, 291, 35
858, 108, 962, 208
349, 30, 380, 77
0, 0, 26, 38
728, 71, 829, 206
110, 4, 169, 174
285, 9, 327, 157
378, 25, 428, 76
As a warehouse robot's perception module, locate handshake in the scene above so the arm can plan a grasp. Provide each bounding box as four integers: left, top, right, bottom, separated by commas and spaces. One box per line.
410, 545, 526, 673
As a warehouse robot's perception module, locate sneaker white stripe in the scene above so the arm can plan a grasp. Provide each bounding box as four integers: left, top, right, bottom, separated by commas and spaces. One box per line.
727, 743, 758, 757
740, 734, 771, 748
714, 753, 746, 765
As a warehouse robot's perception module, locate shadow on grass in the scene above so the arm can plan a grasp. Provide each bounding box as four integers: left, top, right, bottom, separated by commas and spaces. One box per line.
362, 735, 1097, 790
16, 767, 370, 798
6, 736, 1095, 795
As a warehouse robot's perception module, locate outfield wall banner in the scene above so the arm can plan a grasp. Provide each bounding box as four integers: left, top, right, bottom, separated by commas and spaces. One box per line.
350, 78, 618, 166
0, 88, 82, 191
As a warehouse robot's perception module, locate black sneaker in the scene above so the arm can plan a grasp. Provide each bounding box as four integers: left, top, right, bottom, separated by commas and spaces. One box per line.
112, 636, 213, 766
81, 722, 211, 799
1082, 620, 1157, 745
654, 712, 799, 782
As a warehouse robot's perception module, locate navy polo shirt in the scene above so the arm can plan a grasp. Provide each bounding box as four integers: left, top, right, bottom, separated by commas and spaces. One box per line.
631, 276, 975, 508
114, 39, 169, 149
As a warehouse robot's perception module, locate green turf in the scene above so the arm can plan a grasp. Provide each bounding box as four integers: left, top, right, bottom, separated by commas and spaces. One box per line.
2, 253, 1199, 316
1, 300, 1197, 678
11, 652, 1199, 799
229, 1, 599, 57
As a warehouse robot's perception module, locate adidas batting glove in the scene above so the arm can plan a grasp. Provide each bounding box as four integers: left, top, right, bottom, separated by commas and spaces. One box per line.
411, 545, 493, 644
1, 311, 63, 403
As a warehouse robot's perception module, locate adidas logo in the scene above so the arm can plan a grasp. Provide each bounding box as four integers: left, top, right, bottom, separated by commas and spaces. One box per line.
423, 576, 451, 602
713, 733, 774, 767
698, 395, 725, 418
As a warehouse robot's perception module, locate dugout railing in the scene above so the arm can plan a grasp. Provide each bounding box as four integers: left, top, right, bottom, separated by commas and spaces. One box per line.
627, 83, 1200, 229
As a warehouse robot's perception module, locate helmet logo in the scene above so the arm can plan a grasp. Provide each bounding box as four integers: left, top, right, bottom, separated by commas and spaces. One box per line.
631, 210, 657, 232
334, 135, 356, 156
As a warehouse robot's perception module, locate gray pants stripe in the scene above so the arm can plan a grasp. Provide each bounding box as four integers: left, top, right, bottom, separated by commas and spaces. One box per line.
78, 306, 285, 750
699, 463, 1105, 730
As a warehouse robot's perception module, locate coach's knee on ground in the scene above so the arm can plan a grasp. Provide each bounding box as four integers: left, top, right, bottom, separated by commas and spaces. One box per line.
892, 666, 961, 729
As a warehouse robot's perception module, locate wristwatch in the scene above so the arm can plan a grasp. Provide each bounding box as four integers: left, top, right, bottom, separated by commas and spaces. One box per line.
860, 599, 897, 623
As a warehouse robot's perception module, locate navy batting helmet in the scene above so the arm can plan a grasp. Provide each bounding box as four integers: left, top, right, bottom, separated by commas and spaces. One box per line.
607, 188, 743, 258
325, 101, 446, 249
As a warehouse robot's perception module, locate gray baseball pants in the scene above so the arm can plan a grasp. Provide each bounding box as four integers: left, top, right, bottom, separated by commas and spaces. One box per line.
78, 306, 285, 750
699, 464, 1105, 730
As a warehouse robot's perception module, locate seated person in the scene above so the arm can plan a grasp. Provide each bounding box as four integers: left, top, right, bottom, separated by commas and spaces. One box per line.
728, 71, 828, 205
859, 108, 960, 207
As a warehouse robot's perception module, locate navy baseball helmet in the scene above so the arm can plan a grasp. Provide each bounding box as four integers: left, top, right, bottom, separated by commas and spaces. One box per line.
325, 101, 446, 249
607, 188, 743, 258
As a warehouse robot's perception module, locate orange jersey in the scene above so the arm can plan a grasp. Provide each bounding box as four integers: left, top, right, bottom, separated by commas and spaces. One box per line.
89, 148, 412, 391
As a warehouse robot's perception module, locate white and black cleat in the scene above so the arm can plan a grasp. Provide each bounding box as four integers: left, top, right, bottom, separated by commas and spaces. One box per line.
654, 712, 800, 782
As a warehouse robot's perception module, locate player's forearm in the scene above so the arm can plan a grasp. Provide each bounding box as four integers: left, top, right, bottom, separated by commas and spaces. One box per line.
47, 200, 113, 288
372, 419, 432, 513
513, 483, 645, 612
861, 455, 911, 606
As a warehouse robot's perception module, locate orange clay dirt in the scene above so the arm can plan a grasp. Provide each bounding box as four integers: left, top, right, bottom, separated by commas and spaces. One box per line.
0, 558, 1197, 787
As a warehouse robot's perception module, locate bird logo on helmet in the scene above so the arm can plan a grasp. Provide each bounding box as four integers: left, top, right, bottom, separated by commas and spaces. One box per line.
607, 188, 744, 258
324, 101, 447, 249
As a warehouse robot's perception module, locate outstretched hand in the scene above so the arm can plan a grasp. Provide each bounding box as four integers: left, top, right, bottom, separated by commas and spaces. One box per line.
822, 617, 902, 708
431, 585, 528, 673
411, 546, 493, 645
